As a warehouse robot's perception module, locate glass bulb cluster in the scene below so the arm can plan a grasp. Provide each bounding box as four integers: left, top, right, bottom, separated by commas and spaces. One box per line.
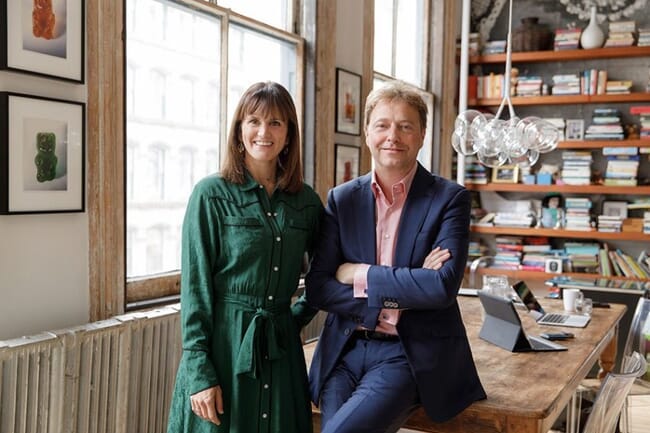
452, 110, 560, 168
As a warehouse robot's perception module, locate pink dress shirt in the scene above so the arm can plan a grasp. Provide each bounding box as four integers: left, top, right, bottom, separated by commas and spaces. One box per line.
352, 163, 418, 335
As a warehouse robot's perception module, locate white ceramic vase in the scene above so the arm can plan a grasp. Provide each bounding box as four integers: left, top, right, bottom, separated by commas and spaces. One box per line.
580, 6, 605, 49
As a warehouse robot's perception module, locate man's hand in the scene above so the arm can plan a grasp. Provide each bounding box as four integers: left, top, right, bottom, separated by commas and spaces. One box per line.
190, 385, 224, 425
422, 246, 450, 270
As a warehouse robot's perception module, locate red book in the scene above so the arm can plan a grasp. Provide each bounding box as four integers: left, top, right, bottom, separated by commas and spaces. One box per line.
630, 106, 650, 115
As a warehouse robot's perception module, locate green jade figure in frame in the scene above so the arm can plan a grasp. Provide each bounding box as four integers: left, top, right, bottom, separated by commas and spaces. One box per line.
34, 132, 57, 182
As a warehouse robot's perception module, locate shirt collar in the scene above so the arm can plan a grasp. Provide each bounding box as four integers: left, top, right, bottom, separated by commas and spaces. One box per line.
371, 163, 418, 200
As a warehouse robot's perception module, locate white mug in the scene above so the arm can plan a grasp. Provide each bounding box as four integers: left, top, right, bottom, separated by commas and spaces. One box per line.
563, 289, 582, 312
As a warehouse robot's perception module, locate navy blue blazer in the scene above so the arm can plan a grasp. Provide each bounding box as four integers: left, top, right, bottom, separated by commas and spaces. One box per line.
305, 164, 486, 423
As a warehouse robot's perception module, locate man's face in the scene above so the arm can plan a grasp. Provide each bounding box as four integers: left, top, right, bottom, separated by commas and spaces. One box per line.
365, 99, 425, 176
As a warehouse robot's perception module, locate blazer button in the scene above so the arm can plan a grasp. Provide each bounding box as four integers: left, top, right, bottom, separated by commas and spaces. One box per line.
344, 329, 351, 336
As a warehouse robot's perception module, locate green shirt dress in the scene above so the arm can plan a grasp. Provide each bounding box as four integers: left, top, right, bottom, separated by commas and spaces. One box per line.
167, 173, 323, 433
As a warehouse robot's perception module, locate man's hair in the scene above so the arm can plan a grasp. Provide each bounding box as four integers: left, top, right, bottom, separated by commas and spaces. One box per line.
221, 81, 303, 193
364, 80, 428, 130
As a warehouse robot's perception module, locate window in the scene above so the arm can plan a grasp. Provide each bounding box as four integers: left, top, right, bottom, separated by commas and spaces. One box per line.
125, 0, 302, 303
373, 0, 427, 88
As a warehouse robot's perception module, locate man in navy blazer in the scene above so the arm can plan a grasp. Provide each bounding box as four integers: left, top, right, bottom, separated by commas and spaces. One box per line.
305, 81, 486, 433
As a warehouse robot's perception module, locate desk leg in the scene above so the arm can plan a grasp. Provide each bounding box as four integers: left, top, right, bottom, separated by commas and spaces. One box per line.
597, 328, 617, 379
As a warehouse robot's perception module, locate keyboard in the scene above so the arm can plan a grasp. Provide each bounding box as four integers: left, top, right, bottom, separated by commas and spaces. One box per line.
541, 313, 568, 324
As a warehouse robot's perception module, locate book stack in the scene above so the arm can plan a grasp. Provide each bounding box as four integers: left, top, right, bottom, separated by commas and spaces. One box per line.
644, 212, 650, 234
521, 237, 554, 272
608, 248, 650, 278
551, 74, 581, 95
605, 79, 633, 94
564, 197, 594, 231
629, 105, 650, 140
638, 27, 650, 46
554, 28, 581, 50
492, 236, 523, 270
585, 108, 625, 140
604, 154, 639, 186
515, 75, 543, 97
476, 73, 505, 99
581, 69, 607, 95
597, 215, 623, 232
467, 239, 489, 266
493, 212, 534, 228
604, 20, 636, 47
565, 242, 599, 273
560, 150, 592, 185
482, 40, 506, 55
463, 155, 488, 184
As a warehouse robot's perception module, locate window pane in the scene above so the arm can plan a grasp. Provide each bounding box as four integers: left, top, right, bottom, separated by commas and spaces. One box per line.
395, 0, 425, 87
217, 0, 292, 31
374, 0, 426, 87
373, 0, 393, 76
227, 23, 298, 126
126, 0, 221, 278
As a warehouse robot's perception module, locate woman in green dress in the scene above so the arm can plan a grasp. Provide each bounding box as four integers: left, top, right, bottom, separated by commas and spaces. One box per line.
167, 82, 323, 433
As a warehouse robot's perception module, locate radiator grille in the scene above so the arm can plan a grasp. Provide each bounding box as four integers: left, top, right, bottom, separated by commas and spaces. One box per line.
0, 305, 181, 433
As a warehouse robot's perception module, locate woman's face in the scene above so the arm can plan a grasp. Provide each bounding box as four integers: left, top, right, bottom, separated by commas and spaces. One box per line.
240, 109, 288, 164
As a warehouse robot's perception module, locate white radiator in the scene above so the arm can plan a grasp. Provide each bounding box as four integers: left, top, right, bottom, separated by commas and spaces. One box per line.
0, 305, 182, 433
0, 301, 325, 433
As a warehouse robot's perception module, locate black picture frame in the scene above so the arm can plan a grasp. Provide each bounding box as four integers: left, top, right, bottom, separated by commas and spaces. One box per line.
335, 68, 362, 135
0, 92, 86, 214
335, 144, 360, 185
1, 0, 85, 83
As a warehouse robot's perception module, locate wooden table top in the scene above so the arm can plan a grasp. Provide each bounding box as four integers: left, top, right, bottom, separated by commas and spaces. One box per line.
304, 295, 627, 433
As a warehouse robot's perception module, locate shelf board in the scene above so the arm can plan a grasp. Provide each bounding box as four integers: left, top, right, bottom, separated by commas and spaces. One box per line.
558, 140, 650, 149
471, 267, 649, 283
465, 183, 650, 195
469, 46, 650, 64
470, 92, 650, 107
470, 225, 650, 241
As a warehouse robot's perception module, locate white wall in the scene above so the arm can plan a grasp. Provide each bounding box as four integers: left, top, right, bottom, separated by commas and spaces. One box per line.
0, 72, 89, 340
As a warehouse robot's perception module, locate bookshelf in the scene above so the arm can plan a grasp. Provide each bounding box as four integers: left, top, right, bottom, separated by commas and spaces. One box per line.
463, 44, 650, 285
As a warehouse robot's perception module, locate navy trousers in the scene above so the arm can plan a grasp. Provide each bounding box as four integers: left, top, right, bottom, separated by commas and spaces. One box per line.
319, 337, 420, 433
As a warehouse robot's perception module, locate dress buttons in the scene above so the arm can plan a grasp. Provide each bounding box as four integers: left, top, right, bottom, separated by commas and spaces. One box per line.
268, 295, 274, 301
259, 185, 264, 189
276, 236, 281, 242
273, 212, 278, 216
262, 413, 268, 419
264, 384, 269, 389
384, 234, 390, 239
273, 266, 279, 271
267, 212, 272, 217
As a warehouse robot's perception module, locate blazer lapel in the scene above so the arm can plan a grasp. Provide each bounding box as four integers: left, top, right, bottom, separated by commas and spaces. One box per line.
394, 166, 436, 266
357, 176, 377, 264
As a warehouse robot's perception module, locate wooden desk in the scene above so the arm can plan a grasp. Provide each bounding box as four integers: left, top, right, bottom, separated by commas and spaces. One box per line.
304, 296, 626, 433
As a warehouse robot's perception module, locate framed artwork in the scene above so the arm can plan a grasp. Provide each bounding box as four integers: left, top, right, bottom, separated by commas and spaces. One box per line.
602, 201, 628, 218
565, 119, 585, 141
335, 68, 362, 135
1, 0, 85, 83
335, 144, 360, 185
491, 165, 519, 183
417, 91, 435, 171
0, 92, 85, 214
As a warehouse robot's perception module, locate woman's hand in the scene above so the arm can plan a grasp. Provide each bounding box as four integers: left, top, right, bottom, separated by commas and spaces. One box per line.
190, 385, 224, 425
422, 246, 451, 270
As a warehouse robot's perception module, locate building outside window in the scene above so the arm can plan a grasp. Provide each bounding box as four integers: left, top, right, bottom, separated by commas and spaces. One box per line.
125, 0, 301, 299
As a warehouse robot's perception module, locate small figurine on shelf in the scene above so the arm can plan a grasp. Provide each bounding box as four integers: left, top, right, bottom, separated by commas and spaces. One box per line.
541, 193, 564, 229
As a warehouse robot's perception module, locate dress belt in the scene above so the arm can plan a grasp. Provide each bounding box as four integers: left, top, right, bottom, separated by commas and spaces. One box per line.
352, 329, 400, 342
216, 293, 290, 379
